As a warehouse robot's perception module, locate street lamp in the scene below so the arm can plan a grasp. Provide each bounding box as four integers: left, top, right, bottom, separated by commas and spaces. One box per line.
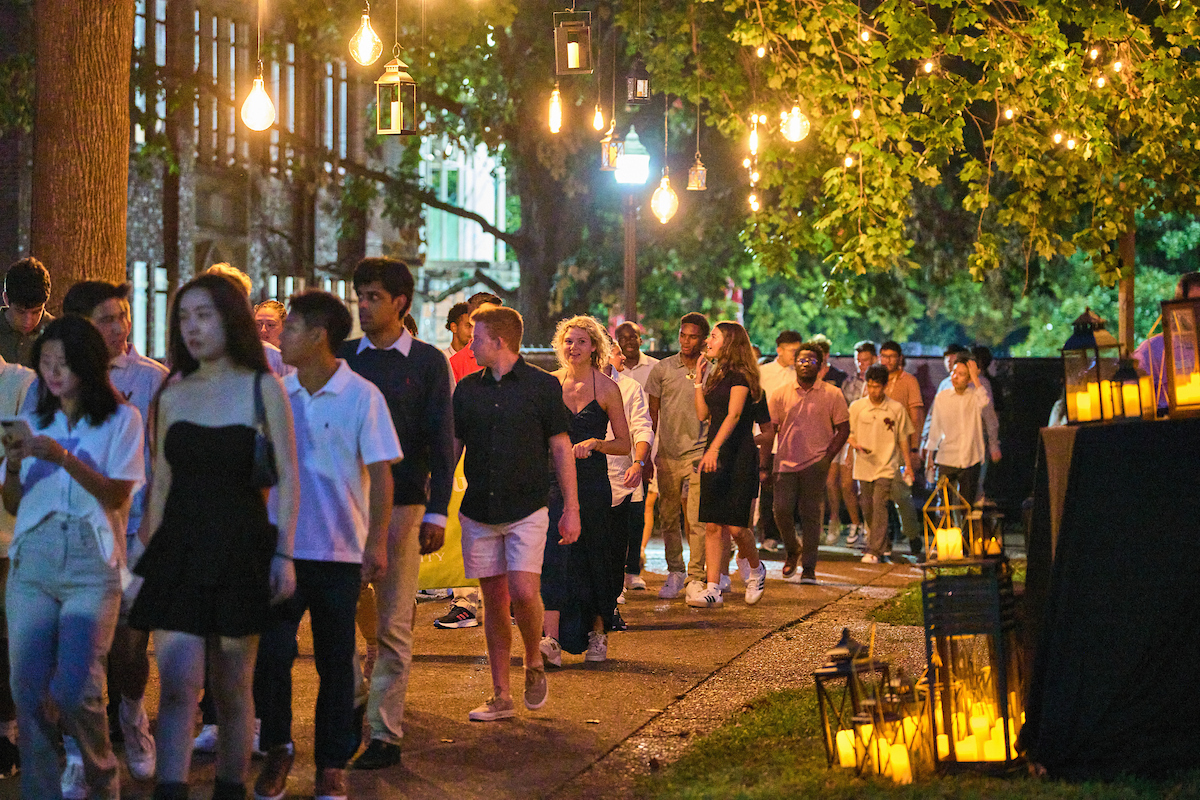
614, 126, 651, 323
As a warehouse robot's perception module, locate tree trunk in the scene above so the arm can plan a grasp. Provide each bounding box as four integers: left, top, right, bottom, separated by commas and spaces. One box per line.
1117, 210, 1136, 354
30, 0, 134, 312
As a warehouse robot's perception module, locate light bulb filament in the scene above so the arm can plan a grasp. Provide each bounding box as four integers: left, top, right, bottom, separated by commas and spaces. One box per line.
349, 11, 384, 66
549, 85, 562, 133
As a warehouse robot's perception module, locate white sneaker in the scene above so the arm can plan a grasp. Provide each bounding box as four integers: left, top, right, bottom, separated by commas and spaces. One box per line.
686, 585, 724, 609
824, 524, 841, 545
585, 631, 608, 662
658, 571, 687, 599
252, 716, 265, 757
539, 636, 563, 668
624, 573, 648, 590
193, 723, 219, 753
845, 524, 861, 545
616, 588, 627, 605
861, 553, 881, 564
736, 557, 750, 582
120, 696, 156, 781
684, 580, 706, 603
744, 562, 767, 605
718, 574, 732, 594
61, 754, 87, 800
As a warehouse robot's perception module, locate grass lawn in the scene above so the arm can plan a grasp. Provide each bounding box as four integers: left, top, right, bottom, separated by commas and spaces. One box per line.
868, 559, 1029, 628
637, 687, 1200, 799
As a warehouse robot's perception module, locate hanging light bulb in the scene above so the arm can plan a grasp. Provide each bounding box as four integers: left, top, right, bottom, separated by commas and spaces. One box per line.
756, 45, 766, 58
241, 69, 276, 131
844, 155, 854, 167
852, 106, 862, 120
549, 83, 562, 133
1112, 60, 1123, 72
651, 172, 679, 223
1052, 132, 1063, 144
1004, 107, 1015, 120
349, 4, 384, 66
593, 104, 605, 131
923, 60, 935, 73
781, 106, 810, 142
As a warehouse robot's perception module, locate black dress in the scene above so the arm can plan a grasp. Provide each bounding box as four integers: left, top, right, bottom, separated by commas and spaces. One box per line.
542, 377, 614, 655
129, 421, 277, 637
698, 370, 760, 527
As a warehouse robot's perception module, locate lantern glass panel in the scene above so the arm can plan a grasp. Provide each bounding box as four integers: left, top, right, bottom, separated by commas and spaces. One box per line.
554, 13, 593, 75
627, 57, 651, 104
600, 134, 622, 172
1163, 298, 1200, 414
375, 58, 418, 135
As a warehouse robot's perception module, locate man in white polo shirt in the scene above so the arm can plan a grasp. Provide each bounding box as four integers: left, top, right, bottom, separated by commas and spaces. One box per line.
253, 290, 402, 800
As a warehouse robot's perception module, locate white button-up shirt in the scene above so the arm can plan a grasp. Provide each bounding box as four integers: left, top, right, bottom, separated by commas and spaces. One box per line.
606, 369, 653, 506
926, 385, 991, 469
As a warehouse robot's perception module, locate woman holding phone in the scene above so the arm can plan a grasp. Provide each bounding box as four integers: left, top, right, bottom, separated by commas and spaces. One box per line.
128, 273, 299, 800
2, 315, 145, 800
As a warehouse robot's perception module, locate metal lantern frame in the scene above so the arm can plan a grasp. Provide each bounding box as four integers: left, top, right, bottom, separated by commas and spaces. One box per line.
922, 474, 995, 563
600, 120, 623, 171
1111, 357, 1155, 421
813, 629, 890, 769
375, 53, 418, 135
687, 152, 707, 190
627, 55, 651, 104
553, 9, 593, 75
1161, 297, 1200, 417
1060, 307, 1121, 424
921, 558, 1025, 772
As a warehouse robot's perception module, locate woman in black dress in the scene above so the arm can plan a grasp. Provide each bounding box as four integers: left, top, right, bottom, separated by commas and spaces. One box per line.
690, 321, 767, 609
539, 316, 631, 664
129, 274, 299, 800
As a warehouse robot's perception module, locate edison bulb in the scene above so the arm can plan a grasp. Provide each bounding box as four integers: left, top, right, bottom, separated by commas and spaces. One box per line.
923, 60, 934, 73
749, 127, 759, 155
756, 46, 766, 58
349, 11, 384, 66
592, 104, 605, 131
1113, 60, 1123, 72
549, 86, 562, 133
1004, 107, 1015, 120
851, 107, 862, 120
241, 76, 276, 131
651, 175, 679, 223
844, 155, 854, 167
781, 106, 810, 142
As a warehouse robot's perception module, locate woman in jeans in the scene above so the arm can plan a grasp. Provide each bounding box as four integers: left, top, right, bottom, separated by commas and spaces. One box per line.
2, 315, 145, 800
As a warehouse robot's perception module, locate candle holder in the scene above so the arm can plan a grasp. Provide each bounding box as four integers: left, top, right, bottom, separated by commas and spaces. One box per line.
1060, 308, 1121, 424
921, 474, 994, 562
553, 8, 593, 75
813, 628, 890, 769
1161, 297, 1200, 417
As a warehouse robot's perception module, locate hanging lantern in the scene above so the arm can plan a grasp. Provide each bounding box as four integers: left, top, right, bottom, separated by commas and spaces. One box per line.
687, 152, 707, 191
600, 120, 623, 171
1060, 308, 1121, 423
781, 106, 810, 142
627, 55, 651, 104
651, 172, 679, 223
349, 4, 384, 66
1111, 358, 1155, 421
241, 68, 276, 131
1161, 295, 1200, 416
375, 54, 418, 135
554, 9, 593, 75
548, 83, 563, 133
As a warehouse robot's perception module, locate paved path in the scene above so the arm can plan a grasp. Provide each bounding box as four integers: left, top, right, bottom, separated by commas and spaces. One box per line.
0, 545, 929, 799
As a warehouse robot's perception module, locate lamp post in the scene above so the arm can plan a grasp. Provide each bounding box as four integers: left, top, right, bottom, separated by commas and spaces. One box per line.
614, 126, 650, 323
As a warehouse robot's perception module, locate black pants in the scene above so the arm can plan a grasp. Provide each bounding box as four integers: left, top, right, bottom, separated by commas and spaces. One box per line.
254, 559, 361, 769
757, 453, 780, 543
937, 463, 982, 510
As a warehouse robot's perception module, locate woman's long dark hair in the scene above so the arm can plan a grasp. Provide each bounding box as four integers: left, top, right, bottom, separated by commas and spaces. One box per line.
707, 321, 762, 401
167, 273, 269, 377
31, 315, 122, 428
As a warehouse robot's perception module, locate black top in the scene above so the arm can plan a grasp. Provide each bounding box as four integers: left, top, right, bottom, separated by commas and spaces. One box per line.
453, 356, 571, 524
824, 363, 848, 388
340, 337, 455, 516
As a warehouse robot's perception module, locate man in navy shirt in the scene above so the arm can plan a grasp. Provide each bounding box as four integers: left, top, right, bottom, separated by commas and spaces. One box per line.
339, 258, 455, 770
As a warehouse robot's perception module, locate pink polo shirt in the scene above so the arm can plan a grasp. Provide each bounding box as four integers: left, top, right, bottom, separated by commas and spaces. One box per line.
768, 380, 849, 473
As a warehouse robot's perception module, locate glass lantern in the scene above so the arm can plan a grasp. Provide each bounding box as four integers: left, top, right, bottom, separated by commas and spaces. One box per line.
813, 629, 888, 769
687, 152, 707, 190
599, 120, 623, 171
1111, 358, 1155, 421
375, 56, 418, 135
626, 55, 651, 105
553, 11, 593, 75
1161, 297, 1200, 417
1060, 308, 1121, 423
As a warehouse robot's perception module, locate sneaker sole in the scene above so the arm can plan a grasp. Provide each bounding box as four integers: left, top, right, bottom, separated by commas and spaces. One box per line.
685, 599, 723, 608
433, 618, 480, 629
469, 709, 517, 722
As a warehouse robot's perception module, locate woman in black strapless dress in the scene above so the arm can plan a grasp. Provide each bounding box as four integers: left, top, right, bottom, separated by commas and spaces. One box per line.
129, 274, 299, 800
540, 316, 631, 664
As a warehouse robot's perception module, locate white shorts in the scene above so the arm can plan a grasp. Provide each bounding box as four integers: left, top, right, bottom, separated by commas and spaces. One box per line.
460, 508, 549, 579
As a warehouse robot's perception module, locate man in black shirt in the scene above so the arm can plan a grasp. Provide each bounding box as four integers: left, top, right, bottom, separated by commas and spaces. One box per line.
340, 258, 455, 770
453, 306, 579, 722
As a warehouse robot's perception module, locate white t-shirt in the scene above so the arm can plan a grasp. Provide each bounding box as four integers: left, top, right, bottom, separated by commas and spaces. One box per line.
849, 396, 912, 482
13, 403, 145, 566
606, 369, 653, 506
285, 361, 403, 563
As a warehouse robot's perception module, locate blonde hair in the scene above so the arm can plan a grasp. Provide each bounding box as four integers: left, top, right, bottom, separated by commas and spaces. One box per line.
204, 263, 253, 297
708, 321, 762, 400
552, 315, 610, 370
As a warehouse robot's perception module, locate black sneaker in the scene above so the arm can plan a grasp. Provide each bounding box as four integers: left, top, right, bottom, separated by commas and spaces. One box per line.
799, 570, 818, 585
0, 735, 17, 778
433, 602, 479, 629
351, 739, 401, 771
610, 610, 628, 632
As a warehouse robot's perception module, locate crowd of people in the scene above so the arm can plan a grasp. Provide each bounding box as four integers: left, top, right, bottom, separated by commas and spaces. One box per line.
0, 254, 1004, 800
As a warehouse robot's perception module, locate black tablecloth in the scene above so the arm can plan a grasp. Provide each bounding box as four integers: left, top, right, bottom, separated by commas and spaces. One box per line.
1022, 417, 1200, 778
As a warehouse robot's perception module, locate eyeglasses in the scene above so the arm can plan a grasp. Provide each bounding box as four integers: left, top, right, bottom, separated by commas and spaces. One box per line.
796, 357, 819, 366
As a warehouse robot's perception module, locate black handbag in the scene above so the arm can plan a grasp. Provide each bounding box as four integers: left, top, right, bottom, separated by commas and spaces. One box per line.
251, 371, 279, 488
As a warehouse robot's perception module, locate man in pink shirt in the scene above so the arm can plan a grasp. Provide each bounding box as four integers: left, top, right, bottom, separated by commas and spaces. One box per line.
759, 342, 850, 584
448, 292, 503, 382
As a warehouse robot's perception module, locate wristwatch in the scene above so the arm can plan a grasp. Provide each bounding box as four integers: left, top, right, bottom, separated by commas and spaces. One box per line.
634, 459, 646, 467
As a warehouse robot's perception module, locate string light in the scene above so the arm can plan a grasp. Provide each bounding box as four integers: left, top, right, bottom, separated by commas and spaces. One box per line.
923, 60, 935, 74
844, 155, 854, 167
593, 104, 605, 131
1067, 138, 1077, 150
749, 117, 759, 156
1095, 75, 1107, 89
1089, 47, 1100, 60
349, 2, 384, 66
748, 192, 760, 211
549, 83, 562, 133
756, 45, 766, 57
852, 107, 862, 120
1112, 60, 1123, 72
781, 106, 810, 142
860, 30, 870, 42
1003, 107, 1015, 120
751, 170, 760, 183
1052, 132, 1063, 144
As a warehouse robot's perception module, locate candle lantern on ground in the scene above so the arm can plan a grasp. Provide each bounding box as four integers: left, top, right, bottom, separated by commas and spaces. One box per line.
376, 54, 418, 135
813, 628, 890, 769
853, 677, 934, 784
1162, 297, 1200, 416
921, 559, 1024, 770
1060, 308, 1121, 423
553, 8, 593, 75
1112, 357, 1155, 421
922, 474, 983, 561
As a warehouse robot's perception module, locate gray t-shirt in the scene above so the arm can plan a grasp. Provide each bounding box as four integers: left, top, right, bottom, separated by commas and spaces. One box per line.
645, 354, 708, 462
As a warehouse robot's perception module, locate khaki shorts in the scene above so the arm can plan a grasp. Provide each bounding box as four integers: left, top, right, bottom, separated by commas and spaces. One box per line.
460, 508, 549, 579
